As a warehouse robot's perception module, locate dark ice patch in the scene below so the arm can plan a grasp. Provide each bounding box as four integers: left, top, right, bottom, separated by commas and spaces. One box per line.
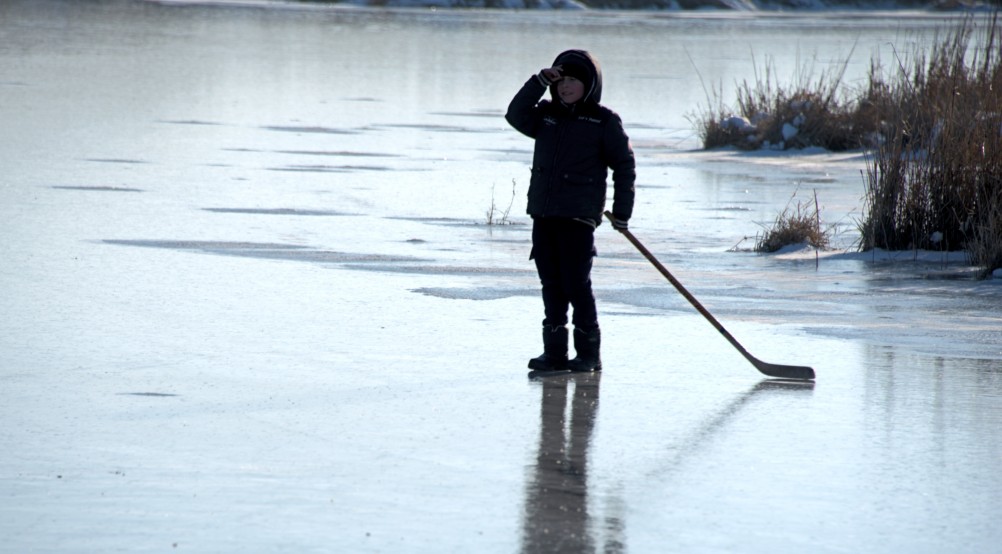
429, 110, 504, 119
387, 216, 489, 227
85, 158, 150, 164
802, 176, 838, 184
600, 286, 691, 313
203, 208, 349, 217
265, 165, 349, 173
52, 186, 143, 192
348, 264, 533, 277
118, 392, 178, 397
159, 119, 223, 126
625, 121, 673, 130
262, 125, 358, 135
274, 150, 399, 158
413, 287, 532, 301
479, 147, 532, 155
222, 250, 421, 263
266, 164, 392, 173
102, 239, 424, 264
375, 123, 499, 134
103, 240, 302, 251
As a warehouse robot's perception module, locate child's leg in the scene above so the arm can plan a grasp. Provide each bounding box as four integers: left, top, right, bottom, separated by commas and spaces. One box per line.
558, 222, 598, 331
559, 221, 601, 371
529, 218, 572, 371
531, 218, 570, 326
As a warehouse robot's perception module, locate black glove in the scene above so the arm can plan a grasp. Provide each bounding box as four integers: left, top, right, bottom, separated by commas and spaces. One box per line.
611, 217, 629, 230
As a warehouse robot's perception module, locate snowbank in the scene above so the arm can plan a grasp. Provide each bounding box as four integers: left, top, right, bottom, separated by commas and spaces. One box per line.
772, 243, 972, 264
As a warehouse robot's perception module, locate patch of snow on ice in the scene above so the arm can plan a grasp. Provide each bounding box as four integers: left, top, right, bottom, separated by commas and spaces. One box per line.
782, 122, 798, 141
772, 242, 816, 256
722, 116, 755, 132
775, 247, 971, 264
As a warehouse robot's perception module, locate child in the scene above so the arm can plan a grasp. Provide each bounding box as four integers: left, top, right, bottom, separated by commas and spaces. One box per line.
505, 49, 636, 372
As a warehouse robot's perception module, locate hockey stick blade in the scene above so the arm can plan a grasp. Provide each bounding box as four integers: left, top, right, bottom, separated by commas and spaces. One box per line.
604, 211, 816, 381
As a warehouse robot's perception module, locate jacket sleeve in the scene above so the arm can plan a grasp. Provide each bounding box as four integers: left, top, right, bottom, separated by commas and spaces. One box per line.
604, 114, 636, 221
505, 75, 549, 139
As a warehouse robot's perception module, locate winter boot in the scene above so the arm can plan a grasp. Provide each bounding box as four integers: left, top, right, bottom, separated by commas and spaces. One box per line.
528, 324, 568, 371
568, 327, 601, 372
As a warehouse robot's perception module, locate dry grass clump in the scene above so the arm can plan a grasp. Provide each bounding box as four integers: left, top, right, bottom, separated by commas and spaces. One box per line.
485, 179, 517, 225
755, 189, 831, 253
966, 197, 1002, 278
694, 51, 876, 152
698, 12, 1001, 277
859, 13, 1001, 276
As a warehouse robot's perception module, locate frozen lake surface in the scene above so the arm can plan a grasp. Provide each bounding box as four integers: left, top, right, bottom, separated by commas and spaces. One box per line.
2, 1, 1001, 552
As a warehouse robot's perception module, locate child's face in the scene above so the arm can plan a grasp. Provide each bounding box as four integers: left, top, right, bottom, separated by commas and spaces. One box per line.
557, 75, 585, 104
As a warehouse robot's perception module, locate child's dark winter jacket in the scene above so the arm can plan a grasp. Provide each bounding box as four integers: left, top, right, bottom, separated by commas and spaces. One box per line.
505, 50, 636, 225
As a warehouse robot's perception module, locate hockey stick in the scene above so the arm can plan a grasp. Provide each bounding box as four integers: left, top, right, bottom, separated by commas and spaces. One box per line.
604, 211, 815, 380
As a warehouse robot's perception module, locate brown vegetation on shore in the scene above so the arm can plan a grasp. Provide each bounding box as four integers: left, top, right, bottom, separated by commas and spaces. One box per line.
697, 12, 1001, 277
860, 14, 1001, 277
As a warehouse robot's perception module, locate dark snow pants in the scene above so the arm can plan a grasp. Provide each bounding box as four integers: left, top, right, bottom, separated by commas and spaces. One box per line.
530, 217, 598, 332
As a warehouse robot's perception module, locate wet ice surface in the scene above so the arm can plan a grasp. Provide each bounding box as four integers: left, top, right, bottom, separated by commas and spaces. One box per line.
2, 1, 1002, 552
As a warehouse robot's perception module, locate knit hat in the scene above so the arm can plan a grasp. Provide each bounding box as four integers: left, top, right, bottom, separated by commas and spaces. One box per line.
560, 61, 592, 90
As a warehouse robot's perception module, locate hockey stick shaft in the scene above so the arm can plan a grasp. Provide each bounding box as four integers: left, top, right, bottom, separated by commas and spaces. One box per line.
604, 211, 815, 380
